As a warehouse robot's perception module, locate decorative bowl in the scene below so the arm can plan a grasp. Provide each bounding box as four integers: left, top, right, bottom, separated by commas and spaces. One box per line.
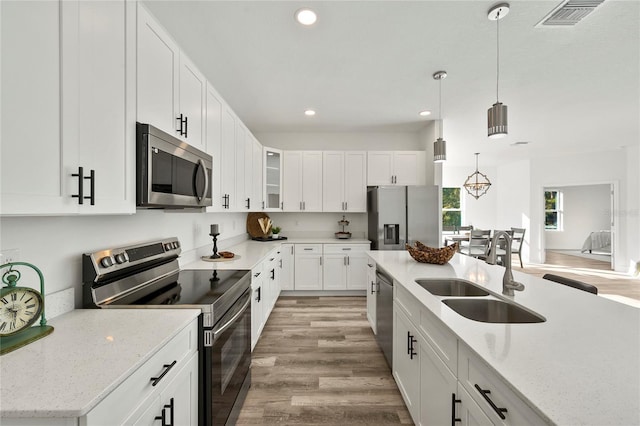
406, 241, 458, 265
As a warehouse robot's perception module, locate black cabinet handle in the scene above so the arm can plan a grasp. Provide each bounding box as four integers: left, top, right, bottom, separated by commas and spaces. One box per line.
270, 269, 275, 280
184, 116, 188, 138
150, 360, 177, 386
371, 281, 375, 294
451, 393, 461, 425
246, 198, 251, 209
72, 166, 85, 205
155, 398, 174, 426
86, 169, 95, 205
474, 384, 508, 419
72, 167, 95, 205
176, 114, 184, 136
407, 332, 417, 359
256, 287, 261, 302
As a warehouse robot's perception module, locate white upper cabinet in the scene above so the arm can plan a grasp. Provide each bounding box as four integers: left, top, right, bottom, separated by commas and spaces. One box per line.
1, 0, 134, 215
367, 151, 426, 186
136, 4, 179, 136
263, 147, 283, 211
283, 151, 322, 212
220, 106, 236, 210
137, 4, 205, 150
235, 120, 247, 211
249, 133, 263, 211
205, 84, 223, 212
177, 54, 206, 151
323, 151, 366, 212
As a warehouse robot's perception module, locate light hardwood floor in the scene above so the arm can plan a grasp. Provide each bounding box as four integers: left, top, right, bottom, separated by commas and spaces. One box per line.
237, 297, 412, 425
514, 250, 640, 302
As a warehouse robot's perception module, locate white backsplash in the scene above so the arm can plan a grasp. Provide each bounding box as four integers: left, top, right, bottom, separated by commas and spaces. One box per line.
267, 212, 368, 239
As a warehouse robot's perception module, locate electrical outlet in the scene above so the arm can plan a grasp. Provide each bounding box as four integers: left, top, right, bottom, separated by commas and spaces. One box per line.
0, 248, 20, 266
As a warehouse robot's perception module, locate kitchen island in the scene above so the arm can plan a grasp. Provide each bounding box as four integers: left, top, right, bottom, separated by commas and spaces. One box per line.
367, 250, 639, 425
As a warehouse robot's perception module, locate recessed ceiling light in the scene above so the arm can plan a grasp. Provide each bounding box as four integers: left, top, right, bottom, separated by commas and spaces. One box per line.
304, 109, 316, 116
419, 110, 432, 117
295, 8, 317, 26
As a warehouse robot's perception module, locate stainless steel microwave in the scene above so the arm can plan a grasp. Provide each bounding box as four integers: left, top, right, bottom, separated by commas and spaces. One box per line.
136, 123, 212, 208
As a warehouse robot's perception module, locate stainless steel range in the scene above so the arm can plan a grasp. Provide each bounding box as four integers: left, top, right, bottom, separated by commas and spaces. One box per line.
83, 237, 251, 425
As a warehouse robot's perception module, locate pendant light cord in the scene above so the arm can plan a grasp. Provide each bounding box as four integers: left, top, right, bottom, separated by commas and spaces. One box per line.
439, 78, 443, 138
496, 9, 500, 103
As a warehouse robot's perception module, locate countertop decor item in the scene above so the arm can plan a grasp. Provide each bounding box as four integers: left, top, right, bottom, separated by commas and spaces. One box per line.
0, 262, 54, 355
200, 252, 239, 262
246, 212, 271, 238
271, 226, 281, 239
335, 215, 352, 239
209, 224, 220, 259
406, 242, 458, 265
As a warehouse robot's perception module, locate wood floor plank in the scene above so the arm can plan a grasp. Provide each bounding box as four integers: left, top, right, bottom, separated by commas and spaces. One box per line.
237, 296, 412, 425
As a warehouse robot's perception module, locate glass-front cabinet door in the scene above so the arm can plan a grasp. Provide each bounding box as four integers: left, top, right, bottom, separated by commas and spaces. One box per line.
263, 147, 283, 210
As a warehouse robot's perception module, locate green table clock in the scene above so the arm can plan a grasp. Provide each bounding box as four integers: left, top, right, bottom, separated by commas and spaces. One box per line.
0, 262, 54, 355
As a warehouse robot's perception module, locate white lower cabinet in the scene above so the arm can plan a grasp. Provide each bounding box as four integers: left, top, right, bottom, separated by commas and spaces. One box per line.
82, 319, 198, 426
280, 244, 295, 290
294, 244, 323, 290
393, 286, 546, 426
322, 244, 369, 290
366, 260, 377, 333
251, 265, 265, 351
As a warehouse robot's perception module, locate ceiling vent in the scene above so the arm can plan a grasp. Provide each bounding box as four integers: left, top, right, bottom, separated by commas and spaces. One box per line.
536, 0, 606, 27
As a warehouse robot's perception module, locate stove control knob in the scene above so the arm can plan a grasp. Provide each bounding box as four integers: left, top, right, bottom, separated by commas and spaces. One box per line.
100, 256, 114, 268
164, 243, 172, 251
175, 241, 180, 248
114, 253, 127, 264
172, 242, 179, 249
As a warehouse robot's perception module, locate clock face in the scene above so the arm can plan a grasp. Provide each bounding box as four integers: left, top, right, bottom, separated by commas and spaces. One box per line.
0, 287, 43, 336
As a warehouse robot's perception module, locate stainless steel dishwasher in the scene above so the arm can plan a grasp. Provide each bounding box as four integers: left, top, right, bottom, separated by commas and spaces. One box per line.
375, 269, 393, 369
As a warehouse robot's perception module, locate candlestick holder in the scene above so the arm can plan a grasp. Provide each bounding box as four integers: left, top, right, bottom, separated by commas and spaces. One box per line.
209, 232, 220, 259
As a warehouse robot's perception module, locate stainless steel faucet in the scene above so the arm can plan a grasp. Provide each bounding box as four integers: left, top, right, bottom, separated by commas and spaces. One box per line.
486, 231, 525, 296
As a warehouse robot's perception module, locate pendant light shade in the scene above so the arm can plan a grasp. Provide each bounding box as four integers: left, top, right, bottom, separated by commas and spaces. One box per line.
487, 3, 509, 138
433, 70, 447, 162
463, 153, 492, 199
488, 101, 508, 138
434, 138, 446, 162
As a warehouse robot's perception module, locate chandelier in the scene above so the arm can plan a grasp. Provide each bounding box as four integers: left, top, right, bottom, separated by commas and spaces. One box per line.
463, 153, 491, 199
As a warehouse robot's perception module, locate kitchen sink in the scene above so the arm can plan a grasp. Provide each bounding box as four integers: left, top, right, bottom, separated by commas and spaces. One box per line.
442, 298, 546, 323
415, 279, 490, 297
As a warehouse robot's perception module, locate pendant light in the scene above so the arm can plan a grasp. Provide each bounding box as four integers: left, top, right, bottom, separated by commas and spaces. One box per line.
433, 71, 447, 163
487, 3, 510, 138
463, 153, 492, 199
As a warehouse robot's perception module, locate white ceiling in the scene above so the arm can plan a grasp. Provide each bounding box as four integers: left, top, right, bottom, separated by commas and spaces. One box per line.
143, 0, 639, 166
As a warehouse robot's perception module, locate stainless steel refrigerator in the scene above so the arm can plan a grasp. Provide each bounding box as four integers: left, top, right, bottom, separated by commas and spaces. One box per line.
367, 186, 440, 250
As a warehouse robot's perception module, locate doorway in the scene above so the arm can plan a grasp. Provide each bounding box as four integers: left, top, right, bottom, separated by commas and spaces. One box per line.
542, 182, 616, 270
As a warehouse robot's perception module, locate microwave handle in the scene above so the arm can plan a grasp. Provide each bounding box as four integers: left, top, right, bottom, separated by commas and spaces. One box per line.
195, 159, 209, 203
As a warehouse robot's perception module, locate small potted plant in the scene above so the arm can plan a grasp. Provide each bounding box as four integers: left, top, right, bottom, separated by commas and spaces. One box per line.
271, 226, 281, 239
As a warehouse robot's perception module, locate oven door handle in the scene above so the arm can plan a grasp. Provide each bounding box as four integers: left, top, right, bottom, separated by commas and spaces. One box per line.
212, 293, 251, 342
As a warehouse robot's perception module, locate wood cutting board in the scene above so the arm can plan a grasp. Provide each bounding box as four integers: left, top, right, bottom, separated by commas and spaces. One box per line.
247, 212, 270, 238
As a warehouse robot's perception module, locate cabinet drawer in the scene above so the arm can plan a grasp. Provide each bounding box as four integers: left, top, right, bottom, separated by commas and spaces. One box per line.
395, 283, 421, 324
458, 344, 548, 425
295, 244, 322, 254
323, 244, 369, 254
84, 319, 198, 425
419, 305, 458, 375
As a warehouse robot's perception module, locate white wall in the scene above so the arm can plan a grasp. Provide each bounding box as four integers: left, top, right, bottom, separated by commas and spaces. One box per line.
496, 160, 531, 262
255, 131, 423, 151
0, 211, 248, 307
544, 184, 611, 250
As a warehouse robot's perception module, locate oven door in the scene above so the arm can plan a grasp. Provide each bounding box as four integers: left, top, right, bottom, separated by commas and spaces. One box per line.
202, 288, 251, 426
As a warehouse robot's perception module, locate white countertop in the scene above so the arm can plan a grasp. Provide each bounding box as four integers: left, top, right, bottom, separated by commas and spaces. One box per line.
183, 238, 371, 271
367, 250, 640, 426
0, 309, 200, 418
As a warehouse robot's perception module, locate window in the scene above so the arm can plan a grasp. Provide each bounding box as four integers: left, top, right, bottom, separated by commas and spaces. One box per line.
442, 187, 462, 228
545, 190, 562, 230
